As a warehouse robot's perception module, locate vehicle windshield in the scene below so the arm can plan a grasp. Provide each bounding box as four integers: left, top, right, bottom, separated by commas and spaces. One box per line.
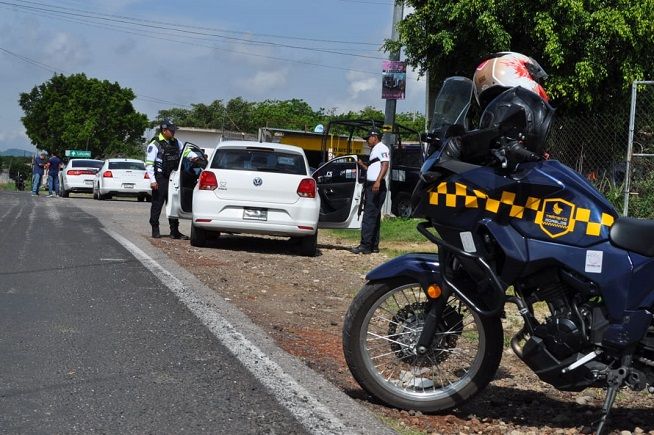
393, 145, 423, 168
108, 161, 145, 170
72, 160, 104, 169
211, 148, 307, 175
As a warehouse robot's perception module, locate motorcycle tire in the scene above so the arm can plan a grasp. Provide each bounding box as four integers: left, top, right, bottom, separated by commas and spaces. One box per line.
343, 277, 503, 412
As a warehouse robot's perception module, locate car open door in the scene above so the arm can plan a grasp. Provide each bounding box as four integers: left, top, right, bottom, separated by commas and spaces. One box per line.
166, 142, 208, 220
313, 155, 363, 229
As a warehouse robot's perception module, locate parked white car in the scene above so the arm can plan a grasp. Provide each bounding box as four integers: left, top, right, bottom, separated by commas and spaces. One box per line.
167, 141, 363, 256
93, 158, 152, 201
59, 158, 104, 197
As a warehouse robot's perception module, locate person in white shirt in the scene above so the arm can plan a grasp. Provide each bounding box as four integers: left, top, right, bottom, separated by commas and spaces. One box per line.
352, 127, 390, 254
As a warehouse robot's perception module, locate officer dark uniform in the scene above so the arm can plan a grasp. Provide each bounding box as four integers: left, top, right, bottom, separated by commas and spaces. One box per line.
145, 118, 189, 239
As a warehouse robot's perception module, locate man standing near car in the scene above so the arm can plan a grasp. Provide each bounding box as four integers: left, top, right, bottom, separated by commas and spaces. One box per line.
31, 150, 47, 196
351, 127, 389, 254
145, 118, 189, 240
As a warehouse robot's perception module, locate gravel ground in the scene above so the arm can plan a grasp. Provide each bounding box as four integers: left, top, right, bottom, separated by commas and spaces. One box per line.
151, 231, 654, 435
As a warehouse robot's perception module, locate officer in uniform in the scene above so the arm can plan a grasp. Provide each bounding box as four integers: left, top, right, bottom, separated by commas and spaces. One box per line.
145, 118, 189, 239
351, 127, 390, 254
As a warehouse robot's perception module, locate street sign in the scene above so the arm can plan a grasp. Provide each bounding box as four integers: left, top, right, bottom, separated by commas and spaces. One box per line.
65, 149, 92, 158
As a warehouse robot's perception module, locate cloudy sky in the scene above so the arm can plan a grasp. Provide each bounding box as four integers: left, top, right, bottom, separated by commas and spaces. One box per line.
0, 0, 427, 152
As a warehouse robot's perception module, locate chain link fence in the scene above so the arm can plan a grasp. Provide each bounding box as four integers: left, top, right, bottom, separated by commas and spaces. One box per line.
547, 106, 630, 215
623, 81, 654, 218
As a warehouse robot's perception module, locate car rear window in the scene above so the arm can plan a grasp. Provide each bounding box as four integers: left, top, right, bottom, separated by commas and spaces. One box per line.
211, 148, 307, 175
108, 161, 145, 170
71, 160, 104, 169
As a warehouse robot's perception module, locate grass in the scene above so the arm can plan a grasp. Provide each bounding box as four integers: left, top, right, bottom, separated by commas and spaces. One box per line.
322, 217, 436, 256
0, 182, 21, 191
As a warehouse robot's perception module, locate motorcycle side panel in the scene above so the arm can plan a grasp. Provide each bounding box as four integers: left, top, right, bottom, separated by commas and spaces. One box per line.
366, 253, 440, 290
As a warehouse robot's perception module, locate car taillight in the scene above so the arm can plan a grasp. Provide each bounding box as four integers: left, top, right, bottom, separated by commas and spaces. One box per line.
297, 178, 316, 198
103, 171, 113, 178
67, 169, 95, 176
198, 171, 218, 190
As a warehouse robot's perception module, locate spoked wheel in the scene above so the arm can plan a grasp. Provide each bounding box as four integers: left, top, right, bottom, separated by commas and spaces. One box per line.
343, 277, 503, 412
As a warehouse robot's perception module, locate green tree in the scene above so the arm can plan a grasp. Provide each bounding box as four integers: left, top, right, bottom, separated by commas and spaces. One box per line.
389, 0, 654, 113
19, 73, 149, 158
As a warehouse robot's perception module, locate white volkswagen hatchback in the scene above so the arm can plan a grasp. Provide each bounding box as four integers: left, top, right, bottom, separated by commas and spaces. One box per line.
167, 141, 363, 256
93, 158, 151, 201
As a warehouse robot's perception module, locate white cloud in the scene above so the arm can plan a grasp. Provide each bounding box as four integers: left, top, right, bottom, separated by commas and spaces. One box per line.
236, 69, 289, 94
43, 32, 90, 69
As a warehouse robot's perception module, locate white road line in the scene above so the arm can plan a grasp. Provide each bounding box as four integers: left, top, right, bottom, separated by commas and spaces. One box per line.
106, 230, 350, 435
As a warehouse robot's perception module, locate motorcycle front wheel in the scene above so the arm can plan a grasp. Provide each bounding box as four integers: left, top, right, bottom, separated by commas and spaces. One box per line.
343, 277, 503, 412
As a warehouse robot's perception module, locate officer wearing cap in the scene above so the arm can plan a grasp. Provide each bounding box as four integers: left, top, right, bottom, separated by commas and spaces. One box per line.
145, 118, 189, 239
351, 127, 390, 254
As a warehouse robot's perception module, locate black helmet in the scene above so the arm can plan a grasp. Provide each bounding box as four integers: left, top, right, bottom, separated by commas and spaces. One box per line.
159, 118, 177, 132
479, 86, 555, 155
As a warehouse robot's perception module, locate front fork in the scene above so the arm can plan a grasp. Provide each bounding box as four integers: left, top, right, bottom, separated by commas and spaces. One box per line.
416, 289, 450, 355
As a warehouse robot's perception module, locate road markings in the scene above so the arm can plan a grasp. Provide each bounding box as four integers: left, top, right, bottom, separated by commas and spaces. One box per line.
106, 230, 350, 434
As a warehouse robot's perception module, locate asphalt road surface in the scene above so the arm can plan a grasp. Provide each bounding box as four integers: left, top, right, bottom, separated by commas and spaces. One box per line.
0, 191, 393, 434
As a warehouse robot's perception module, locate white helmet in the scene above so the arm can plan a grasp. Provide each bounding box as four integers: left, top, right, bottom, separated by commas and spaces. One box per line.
473, 52, 549, 109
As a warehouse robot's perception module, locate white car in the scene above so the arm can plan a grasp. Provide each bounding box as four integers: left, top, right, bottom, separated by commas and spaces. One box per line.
167, 141, 363, 256
59, 158, 104, 197
93, 158, 152, 202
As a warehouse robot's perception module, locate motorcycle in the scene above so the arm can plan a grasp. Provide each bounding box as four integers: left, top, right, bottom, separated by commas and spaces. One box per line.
15, 173, 25, 191
342, 76, 654, 434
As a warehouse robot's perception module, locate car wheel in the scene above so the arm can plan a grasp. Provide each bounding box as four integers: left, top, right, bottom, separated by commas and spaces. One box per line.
146, 195, 152, 202
61, 187, 69, 198
190, 224, 208, 247
393, 194, 413, 218
137, 195, 145, 202
298, 231, 318, 257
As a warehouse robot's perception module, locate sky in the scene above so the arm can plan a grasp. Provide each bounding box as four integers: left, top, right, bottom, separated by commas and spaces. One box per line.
0, 0, 427, 153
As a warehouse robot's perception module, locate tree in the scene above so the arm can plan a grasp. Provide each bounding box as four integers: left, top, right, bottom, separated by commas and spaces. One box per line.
19, 73, 148, 158
388, 1, 654, 114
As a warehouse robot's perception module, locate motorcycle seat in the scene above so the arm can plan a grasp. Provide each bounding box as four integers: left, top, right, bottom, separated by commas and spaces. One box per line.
609, 216, 654, 257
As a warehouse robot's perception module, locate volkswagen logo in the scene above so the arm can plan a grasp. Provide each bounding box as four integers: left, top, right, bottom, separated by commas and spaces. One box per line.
253, 177, 263, 187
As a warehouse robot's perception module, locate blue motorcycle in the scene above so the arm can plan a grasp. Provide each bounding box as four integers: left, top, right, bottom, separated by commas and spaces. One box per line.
342, 77, 654, 433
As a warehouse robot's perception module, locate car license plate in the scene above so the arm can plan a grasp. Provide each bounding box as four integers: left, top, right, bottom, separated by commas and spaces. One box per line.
84, 180, 93, 185
122, 183, 135, 189
243, 208, 267, 221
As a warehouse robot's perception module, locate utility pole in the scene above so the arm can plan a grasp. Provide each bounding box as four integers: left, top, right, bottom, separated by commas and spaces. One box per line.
383, 1, 404, 141
382, 1, 404, 215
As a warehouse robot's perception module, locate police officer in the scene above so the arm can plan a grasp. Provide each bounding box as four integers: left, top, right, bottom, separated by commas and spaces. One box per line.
351, 127, 390, 254
145, 118, 189, 239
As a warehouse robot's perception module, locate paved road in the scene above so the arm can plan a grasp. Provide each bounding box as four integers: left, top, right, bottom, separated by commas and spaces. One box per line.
0, 191, 393, 434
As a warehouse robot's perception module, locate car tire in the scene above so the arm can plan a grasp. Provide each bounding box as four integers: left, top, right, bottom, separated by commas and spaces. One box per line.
61, 188, 69, 198
190, 224, 208, 247
137, 195, 145, 202
298, 231, 318, 257
393, 193, 413, 218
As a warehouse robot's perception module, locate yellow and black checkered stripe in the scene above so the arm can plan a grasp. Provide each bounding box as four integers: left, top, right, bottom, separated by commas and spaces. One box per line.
428, 181, 614, 238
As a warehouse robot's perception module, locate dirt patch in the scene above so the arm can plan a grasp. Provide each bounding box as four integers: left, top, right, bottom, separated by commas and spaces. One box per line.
152, 233, 654, 434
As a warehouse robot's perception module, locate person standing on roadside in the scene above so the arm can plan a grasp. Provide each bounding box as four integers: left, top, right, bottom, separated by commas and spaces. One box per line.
31, 150, 47, 196
46, 152, 63, 197
144, 118, 189, 240
351, 127, 390, 254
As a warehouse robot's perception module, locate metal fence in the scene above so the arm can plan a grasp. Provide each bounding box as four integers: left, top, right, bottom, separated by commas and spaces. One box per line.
547, 106, 630, 215
624, 81, 654, 218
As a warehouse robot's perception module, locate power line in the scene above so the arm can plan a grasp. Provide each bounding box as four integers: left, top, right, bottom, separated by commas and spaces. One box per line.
5, 0, 384, 55
0, 4, 385, 77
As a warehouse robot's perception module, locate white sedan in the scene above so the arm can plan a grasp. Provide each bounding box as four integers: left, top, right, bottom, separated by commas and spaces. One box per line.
93, 158, 152, 201
59, 158, 104, 197
167, 141, 363, 256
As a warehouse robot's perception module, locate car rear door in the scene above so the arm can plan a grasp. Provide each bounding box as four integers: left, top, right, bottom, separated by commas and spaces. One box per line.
313, 155, 362, 229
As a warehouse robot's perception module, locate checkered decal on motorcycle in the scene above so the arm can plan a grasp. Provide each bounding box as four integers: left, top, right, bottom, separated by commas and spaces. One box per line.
429, 181, 615, 238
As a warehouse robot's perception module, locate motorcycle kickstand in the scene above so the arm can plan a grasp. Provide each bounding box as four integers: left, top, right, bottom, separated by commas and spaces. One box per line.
595, 355, 631, 435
